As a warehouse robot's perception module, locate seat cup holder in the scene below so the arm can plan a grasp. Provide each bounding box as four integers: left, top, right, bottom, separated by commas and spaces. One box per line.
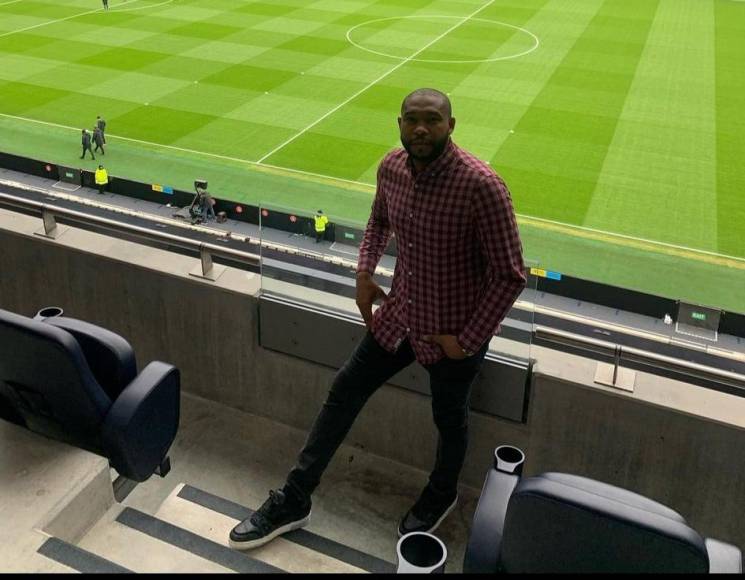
396, 531, 447, 573
33, 307, 64, 321
494, 445, 525, 476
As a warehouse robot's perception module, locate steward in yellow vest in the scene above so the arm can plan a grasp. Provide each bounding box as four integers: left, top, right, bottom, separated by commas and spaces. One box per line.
314, 210, 329, 243
95, 165, 109, 195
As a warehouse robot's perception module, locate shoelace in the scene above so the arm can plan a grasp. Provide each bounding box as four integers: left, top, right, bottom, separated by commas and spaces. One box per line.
250, 489, 286, 534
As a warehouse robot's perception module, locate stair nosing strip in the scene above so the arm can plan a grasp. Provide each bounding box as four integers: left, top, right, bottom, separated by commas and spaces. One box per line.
37, 537, 134, 574
116, 507, 283, 573
178, 484, 396, 573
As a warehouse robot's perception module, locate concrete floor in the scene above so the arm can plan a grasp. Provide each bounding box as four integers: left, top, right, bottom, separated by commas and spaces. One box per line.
121, 391, 482, 573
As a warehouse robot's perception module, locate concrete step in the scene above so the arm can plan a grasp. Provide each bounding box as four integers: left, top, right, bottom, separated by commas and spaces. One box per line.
154, 483, 396, 573
1, 420, 116, 573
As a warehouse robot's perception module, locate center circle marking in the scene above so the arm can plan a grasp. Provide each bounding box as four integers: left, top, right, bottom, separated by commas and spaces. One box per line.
346, 15, 540, 64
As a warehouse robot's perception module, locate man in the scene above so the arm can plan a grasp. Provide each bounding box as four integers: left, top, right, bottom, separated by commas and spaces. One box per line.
93, 126, 105, 155
94, 164, 108, 195
201, 190, 216, 222
96, 115, 106, 143
80, 129, 95, 160
228, 88, 526, 550
313, 209, 328, 243
102, 0, 109, 10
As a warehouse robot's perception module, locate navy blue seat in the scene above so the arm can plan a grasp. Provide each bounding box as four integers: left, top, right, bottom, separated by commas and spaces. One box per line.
0, 307, 179, 482
464, 445, 742, 574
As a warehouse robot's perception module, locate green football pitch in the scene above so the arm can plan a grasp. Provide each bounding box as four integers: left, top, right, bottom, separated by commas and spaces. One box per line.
0, 0, 743, 313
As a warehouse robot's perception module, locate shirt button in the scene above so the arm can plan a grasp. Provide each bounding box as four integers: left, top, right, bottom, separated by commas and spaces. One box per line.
406, 327, 411, 332
408, 243, 413, 247
408, 271, 413, 276
409, 212, 413, 218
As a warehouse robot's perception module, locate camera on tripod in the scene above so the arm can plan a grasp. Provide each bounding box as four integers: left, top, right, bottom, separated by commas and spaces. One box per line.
194, 179, 208, 193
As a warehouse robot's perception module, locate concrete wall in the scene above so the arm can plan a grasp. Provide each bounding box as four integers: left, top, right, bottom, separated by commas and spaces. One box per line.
1, 207, 744, 549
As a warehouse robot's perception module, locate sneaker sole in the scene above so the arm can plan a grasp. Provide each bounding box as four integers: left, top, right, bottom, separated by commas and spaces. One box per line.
397, 496, 457, 538
229, 513, 311, 550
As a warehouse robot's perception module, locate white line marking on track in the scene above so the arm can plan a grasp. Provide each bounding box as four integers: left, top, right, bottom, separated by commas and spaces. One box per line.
0, 0, 149, 39
112, 0, 174, 12
254, 0, 498, 164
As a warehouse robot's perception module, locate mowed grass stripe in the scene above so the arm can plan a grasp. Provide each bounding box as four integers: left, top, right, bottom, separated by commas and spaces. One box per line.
464, 0, 612, 187
315, 0, 559, 183
585, 0, 718, 251
494, 0, 660, 225
715, 1, 745, 258
256, 0, 500, 166
0, 113, 374, 217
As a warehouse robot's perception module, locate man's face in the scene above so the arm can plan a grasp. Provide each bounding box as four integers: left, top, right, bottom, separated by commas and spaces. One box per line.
398, 94, 455, 164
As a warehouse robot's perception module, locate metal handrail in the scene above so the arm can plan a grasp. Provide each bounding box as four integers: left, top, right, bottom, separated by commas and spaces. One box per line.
0, 191, 258, 277
0, 188, 398, 279
534, 325, 745, 390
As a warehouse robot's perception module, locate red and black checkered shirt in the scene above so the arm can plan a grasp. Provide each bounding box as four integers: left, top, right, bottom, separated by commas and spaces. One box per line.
357, 140, 526, 364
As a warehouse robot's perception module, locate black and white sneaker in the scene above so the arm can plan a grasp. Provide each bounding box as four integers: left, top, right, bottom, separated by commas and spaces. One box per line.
398, 484, 457, 537
229, 489, 311, 550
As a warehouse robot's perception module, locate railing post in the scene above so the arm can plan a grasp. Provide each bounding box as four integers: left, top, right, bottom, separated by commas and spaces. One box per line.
189, 243, 226, 281
34, 207, 67, 239
200, 245, 213, 277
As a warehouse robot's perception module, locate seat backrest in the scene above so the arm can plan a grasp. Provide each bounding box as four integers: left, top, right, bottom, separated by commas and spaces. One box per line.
42, 316, 136, 400
500, 472, 709, 573
0, 308, 110, 448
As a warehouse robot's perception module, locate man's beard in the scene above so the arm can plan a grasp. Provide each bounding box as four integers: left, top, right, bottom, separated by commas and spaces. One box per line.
401, 134, 449, 164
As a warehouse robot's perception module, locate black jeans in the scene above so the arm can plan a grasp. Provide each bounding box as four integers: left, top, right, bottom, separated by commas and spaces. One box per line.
286, 331, 488, 500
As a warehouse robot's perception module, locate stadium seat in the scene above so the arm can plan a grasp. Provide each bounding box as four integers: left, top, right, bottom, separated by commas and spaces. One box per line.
0, 307, 180, 482
463, 444, 743, 574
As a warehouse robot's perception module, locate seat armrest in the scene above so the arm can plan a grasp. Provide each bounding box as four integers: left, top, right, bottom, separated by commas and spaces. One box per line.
43, 317, 137, 400
102, 361, 180, 482
463, 469, 521, 573
706, 538, 743, 574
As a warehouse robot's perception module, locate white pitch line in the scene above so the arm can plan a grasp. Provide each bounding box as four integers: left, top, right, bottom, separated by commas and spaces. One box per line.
0, 0, 148, 39
255, 0, 498, 164
1, 110, 743, 265
0, 111, 371, 198
0, 0, 24, 7
520, 214, 745, 264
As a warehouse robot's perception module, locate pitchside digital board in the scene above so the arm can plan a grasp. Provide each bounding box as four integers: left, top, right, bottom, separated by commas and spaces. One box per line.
676, 301, 721, 333
57, 166, 81, 185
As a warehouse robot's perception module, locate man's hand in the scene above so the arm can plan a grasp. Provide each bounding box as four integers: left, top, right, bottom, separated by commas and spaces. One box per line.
356, 272, 387, 328
422, 334, 468, 359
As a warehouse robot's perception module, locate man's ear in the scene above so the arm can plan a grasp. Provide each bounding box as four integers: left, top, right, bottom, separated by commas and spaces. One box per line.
397, 116, 403, 131
448, 117, 456, 136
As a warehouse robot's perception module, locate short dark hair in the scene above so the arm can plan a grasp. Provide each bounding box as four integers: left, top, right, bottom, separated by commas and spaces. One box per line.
401, 88, 452, 118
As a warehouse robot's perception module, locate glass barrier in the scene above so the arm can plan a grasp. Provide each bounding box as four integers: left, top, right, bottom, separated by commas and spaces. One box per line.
259, 201, 535, 366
